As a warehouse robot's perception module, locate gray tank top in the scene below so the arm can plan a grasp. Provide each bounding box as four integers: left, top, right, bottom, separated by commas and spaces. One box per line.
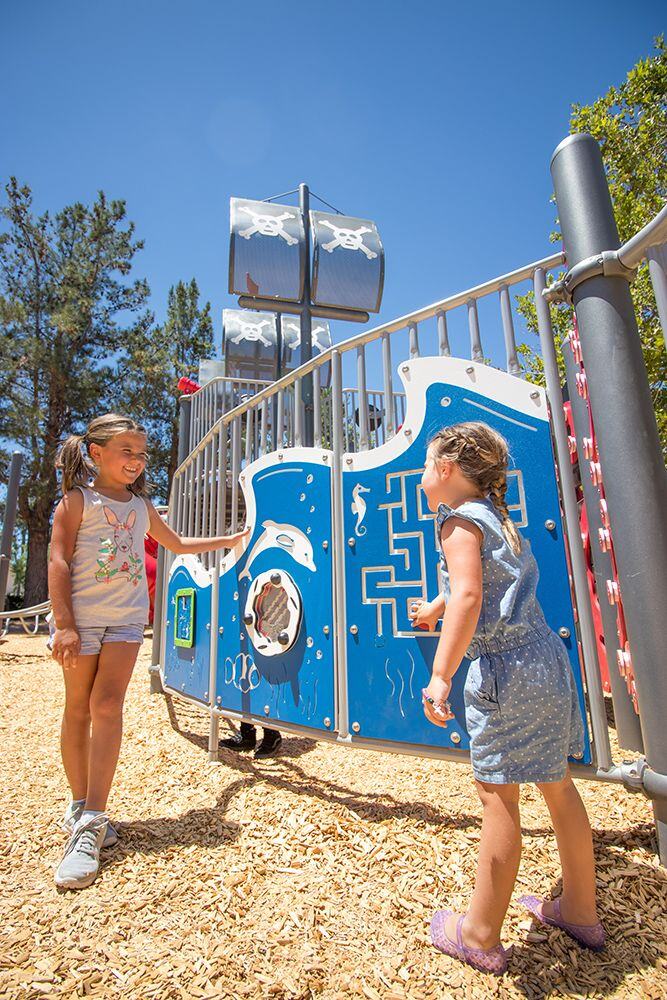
70, 487, 150, 628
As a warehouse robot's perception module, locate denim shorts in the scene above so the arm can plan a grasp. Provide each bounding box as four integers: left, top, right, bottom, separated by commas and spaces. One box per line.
48, 619, 144, 656
464, 628, 585, 785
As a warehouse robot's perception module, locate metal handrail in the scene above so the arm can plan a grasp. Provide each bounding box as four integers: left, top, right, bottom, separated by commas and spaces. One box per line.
173, 250, 566, 477
618, 204, 667, 269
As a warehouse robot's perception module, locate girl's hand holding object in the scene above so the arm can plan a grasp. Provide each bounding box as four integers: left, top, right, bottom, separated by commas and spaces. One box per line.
422, 677, 454, 727
52, 627, 81, 670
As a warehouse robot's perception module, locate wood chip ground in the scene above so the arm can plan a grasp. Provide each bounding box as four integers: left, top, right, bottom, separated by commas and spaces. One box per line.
1, 631, 666, 999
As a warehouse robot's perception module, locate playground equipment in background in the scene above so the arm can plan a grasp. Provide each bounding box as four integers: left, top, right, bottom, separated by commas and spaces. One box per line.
149, 135, 667, 860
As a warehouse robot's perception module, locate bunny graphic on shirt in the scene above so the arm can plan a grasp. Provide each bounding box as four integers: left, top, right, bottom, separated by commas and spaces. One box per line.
95, 506, 144, 586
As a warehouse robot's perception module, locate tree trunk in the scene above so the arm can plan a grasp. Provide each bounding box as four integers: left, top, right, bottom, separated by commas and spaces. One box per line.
23, 517, 50, 606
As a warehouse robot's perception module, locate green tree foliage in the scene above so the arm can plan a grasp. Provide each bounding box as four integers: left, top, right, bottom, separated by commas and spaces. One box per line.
516, 37, 667, 450
0, 179, 151, 603
121, 279, 214, 501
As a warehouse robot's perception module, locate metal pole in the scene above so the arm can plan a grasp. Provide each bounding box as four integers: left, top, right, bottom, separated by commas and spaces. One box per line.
562, 337, 643, 753
467, 299, 484, 361
0, 452, 23, 612
299, 183, 314, 446
534, 269, 612, 773
178, 396, 192, 465
647, 246, 667, 351
499, 284, 520, 375
436, 310, 451, 357
551, 133, 667, 862
331, 351, 349, 738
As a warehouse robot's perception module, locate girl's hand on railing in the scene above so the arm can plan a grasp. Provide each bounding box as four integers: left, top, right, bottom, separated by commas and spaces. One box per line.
52, 627, 81, 670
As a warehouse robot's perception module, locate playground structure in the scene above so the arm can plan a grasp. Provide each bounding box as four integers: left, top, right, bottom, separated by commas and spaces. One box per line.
144, 135, 666, 860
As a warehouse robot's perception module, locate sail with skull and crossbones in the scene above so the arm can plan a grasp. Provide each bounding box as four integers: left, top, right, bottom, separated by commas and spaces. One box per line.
310, 210, 385, 314
229, 198, 306, 302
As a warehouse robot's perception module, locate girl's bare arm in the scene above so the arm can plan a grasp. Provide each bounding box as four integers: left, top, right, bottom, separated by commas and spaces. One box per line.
146, 502, 250, 555
431, 518, 483, 682
48, 492, 84, 668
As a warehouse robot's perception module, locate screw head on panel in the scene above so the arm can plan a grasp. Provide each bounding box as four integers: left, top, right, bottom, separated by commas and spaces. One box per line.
348, 538, 355, 547
204, 691, 208, 699
349, 624, 358, 635
323, 717, 331, 728
572, 750, 584, 760
404, 428, 412, 437
206, 623, 211, 631
352, 721, 361, 733
264, 705, 270, 715
243, 613, 253, 626
450, 732, 461, 745
323, 625, 330, 635
322, 454, 328, 462
345, 457, 353, 465
278, 452, 283, 460
216, 696, 222, 704
166, 620, 170, 627
278, 631, 290, 646
218, 627, 224, 635
322, 540, 329, 550
545, 519, 556, 531
307, 636, 314, 648
530, 390, 540, 400
440, 396, 451, 407
270, 572, 281, 585
559, 627, 571, 639
466, 366, 474, 375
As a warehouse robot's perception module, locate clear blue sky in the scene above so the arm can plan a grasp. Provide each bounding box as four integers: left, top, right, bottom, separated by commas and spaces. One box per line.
2, 1, 663, 373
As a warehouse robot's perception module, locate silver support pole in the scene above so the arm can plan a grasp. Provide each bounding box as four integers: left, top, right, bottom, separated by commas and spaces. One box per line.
0, 451, 22, 612
467, 298, 484, 362
357, 346, 370, 451
437, 310, 451, 356
408, 321, 420, 359
534, 268, 612, 772
381, 332, 395, 438
294, 379, 303, 447
244, 408, 253, 467
217, 429, 228, 535
499, 284, 520, 375
562, 335, 643, 752
647, 246, 667, 350
178, 397, 192, 465
260, 399, 269, 458
552, 134, 667, 862
208, 550, 220, 761
331, 351, 349, 738
194, 450, 203, 539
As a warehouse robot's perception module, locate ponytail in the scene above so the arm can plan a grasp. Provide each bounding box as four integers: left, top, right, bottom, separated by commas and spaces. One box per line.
488, 476, 522, 556
56, 435, 96, 494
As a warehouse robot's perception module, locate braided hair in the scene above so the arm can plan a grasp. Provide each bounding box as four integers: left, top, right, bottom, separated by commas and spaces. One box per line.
429, 421, 522, 554
56, 414, 150, 496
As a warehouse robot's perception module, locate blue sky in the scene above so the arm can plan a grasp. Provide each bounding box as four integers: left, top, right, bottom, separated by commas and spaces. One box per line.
2, 1, 663, 376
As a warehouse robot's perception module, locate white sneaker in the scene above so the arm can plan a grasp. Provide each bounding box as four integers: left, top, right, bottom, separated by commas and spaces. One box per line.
55, 814, 108, 889
62, 801, 118, 848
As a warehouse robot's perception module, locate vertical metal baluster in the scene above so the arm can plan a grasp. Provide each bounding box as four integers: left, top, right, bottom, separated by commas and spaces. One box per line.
277, 389, 285, 450
294, 379, 303, 447
313, 367, 322, 448
185, 458, 193, 536
647, 247, 667, 349
499, 284, 520, 375
203, 441, 211, 568
231, 417, 240, 531
260, 399, 268, 458
245, 408, 253, 468
382, 332, 395, 438
217, 427, 227, 534
357, 345, 370, 451
408, 321, 420, 359
195, 449, 203, 539
467, 298, 484, 361
437, 309, 451, 356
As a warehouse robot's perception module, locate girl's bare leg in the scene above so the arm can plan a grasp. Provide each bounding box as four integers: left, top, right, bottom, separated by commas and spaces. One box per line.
537, 772, 598, 925
446, 780, 522, 949
85, 642, 140, 811
60, 654, 99, 800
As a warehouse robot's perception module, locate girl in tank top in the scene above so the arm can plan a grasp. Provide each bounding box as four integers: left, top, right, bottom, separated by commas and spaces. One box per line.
48, 413, 249, 890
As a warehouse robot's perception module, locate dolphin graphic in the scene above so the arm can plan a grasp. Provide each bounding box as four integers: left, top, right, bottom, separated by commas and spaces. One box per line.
351, 483, 371, 537
239, 520, 316, 580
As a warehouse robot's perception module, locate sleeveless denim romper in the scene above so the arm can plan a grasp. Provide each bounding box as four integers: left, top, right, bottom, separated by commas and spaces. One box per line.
437, 499, 584, 784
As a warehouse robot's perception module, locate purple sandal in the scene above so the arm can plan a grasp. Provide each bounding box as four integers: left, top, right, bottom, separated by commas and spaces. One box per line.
519, 895, 605, 951
430, 910, 509, 976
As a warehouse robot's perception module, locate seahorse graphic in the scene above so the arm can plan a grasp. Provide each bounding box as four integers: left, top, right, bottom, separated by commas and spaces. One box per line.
351, 483, 371, 537
95, 507, 144, 586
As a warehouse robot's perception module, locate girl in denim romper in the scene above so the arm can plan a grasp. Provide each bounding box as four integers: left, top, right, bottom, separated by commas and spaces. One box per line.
411, 421, 604, 975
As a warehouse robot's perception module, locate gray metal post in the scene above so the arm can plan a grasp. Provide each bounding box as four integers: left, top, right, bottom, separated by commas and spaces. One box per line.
299, 183, 314, 446
551, 133, 667, 861
647, 246, 667, 351
562, 340, 643, 752
150, 544, 166, 693
0, 451, 23, 612
178, 396, 193, 465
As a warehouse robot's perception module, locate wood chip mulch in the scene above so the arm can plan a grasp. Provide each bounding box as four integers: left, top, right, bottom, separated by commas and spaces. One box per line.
1, 631, 666, 1000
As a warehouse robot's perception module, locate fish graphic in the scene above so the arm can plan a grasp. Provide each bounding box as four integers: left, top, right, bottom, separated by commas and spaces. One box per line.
239, 520, 316, 580
351, 483, 371, 537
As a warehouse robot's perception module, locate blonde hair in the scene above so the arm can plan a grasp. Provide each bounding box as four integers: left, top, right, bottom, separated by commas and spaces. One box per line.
56, 414, 150, 496
429, 421, 522, 554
